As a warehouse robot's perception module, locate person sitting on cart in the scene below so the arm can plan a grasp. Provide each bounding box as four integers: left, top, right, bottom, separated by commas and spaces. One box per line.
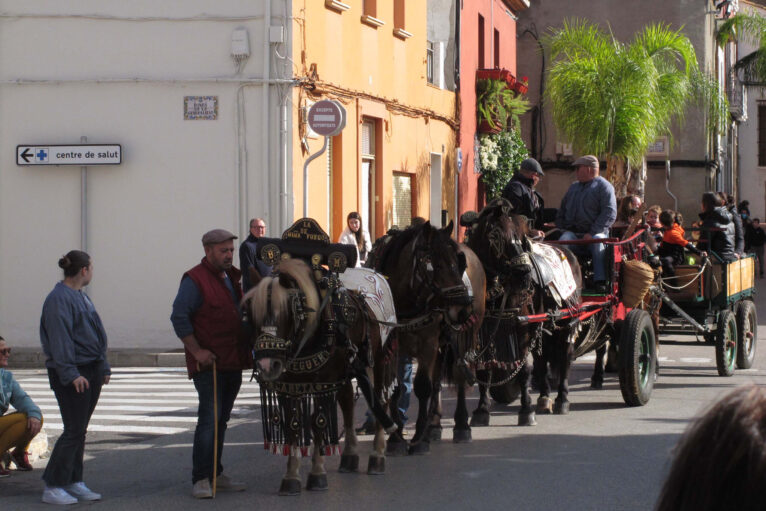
698, 192, 737, 262
555, 155, 617, 293
719, 192, 745, 257
501, 158, 546, 238
657, 210, 706, 278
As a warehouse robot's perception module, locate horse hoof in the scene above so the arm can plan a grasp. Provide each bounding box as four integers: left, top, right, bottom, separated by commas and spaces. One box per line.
278, 478, 302, 496
306, 473, 328, 491
408, 441, 430, 455
453, 427, 472, 443
536, 396, 553, 414
553, 400, 570, 415
428, 425, 443, 442
470, 409, 490, 427
386, 436, 408, 457
590, 378, 603, 389
367, 456, 385, 475
338, 453, 359, 473
518, 410, 537, 426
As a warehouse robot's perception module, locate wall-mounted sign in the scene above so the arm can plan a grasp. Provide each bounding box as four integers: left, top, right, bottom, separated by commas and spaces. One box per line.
307, 100, 346, 137
16, 145, 122, 166
647, 136, 669, 159
184, 96, 218, 120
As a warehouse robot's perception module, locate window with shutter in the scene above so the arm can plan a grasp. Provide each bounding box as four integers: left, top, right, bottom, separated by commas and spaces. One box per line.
759, 104, 766, 167
393, 173, 412, 229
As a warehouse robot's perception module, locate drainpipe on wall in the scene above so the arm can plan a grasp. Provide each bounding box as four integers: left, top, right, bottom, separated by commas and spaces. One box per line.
259, 0, 271, 235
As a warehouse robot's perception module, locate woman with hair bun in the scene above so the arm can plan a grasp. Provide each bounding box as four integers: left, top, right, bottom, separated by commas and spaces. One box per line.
39, 250, 110, 505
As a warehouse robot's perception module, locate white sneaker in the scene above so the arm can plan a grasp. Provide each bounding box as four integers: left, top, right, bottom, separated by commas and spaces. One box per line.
64, 482, 101, 501
192, 478, 213, 499
41, 486, 78, 505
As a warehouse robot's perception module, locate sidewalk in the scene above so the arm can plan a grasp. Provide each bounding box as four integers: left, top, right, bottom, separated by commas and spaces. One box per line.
11, 347, 186, 369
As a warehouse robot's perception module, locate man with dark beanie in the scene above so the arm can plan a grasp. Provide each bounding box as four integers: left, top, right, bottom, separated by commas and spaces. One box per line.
501, 157, 546, 238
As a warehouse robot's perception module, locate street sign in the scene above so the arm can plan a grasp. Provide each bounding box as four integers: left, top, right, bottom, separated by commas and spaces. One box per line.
307, 100, 346, 137
16, 145, 122, 166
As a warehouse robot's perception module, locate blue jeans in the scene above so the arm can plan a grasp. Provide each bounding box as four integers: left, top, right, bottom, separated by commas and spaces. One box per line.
192, 369, 241, 484
559, 231, 608, 281
363, 353, 413, 425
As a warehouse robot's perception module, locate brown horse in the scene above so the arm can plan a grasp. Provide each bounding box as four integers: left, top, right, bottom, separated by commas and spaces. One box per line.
246, 258, 398, 495
426, 243, 486, 443
367, 220, 474, 454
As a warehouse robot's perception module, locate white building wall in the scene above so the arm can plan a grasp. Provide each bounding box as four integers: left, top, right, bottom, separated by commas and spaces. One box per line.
0, 0, 294, 348
737, 2, 766, 221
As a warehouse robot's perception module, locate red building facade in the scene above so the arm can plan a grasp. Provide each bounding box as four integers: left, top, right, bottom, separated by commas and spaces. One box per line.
457, 0, 528, 229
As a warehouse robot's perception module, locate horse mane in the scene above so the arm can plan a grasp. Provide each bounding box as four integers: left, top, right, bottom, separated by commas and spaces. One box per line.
245, 258, 319, 340
372, 222, 427, 272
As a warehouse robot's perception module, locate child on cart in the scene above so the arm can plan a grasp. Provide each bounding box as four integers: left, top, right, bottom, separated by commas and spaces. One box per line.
657, 210, 706, 278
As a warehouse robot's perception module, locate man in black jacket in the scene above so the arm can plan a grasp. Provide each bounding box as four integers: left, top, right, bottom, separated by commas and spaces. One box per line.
239, 218, 272, 292
501, 158, 545, 238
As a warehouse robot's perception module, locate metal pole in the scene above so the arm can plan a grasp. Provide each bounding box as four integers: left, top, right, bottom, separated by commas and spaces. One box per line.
665, 159, 678, 211
80, 135, 87, 251
302, 136, 329, 217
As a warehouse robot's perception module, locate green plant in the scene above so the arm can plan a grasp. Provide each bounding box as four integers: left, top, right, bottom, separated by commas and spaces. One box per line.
718, 12, 766, 84
476, 78, 530, 130
479, 127, 529, 200
544, 19, 724, 196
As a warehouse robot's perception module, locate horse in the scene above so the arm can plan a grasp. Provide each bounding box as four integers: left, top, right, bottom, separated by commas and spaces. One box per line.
366, 220, 475, 454
464, 199, 583, 426
246, 258, 398, 495
425, 243, 486, 443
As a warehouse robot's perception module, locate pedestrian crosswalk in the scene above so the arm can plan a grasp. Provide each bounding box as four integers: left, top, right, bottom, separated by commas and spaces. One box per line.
17, 368, 260, 436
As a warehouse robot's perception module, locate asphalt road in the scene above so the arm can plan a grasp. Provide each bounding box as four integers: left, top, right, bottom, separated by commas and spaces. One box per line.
5, 290, 766, 510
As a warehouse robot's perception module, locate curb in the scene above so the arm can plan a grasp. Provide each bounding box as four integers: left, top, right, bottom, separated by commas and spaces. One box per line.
10, 348, 186, 369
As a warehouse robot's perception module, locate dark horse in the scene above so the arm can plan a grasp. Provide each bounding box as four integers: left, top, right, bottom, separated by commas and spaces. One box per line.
465, 199, 583, 426
366, 220, 475, 453
246, 258, 398, 495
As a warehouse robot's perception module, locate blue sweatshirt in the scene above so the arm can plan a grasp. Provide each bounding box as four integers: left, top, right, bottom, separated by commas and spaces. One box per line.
556, 176, 617, 236
0, 369, 42, 420
40, 282, 111, 386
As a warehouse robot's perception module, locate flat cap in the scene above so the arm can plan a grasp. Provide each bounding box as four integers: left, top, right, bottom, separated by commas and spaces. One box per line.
201, 229, 238, 245
519, 158, 544, 176
572, 155, 599, 168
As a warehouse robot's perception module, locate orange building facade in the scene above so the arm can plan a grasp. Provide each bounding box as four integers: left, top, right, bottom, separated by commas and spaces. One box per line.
291, 0, 458, 240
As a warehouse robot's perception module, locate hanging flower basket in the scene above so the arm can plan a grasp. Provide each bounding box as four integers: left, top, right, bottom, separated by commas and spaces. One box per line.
477, 68, 516, 89
478, 118, 504, 134
513, 76, 529, 94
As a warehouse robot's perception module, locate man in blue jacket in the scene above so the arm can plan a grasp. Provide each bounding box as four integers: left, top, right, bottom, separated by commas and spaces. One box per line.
556, 155, 617, 293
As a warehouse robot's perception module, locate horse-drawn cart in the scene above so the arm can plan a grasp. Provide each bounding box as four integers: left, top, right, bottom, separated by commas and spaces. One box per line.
650, 252, 757, 377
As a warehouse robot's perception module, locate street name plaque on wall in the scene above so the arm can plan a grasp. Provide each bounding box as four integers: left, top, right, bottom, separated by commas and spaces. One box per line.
184, 96, 218, 120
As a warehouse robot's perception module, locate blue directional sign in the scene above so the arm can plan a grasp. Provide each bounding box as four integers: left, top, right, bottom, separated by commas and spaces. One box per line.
16, 144, 121, 166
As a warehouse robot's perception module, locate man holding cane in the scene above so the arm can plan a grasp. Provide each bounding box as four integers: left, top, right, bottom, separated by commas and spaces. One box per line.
171, 229, 249, 499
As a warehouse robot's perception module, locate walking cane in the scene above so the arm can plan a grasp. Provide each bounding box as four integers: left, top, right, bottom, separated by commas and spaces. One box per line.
212, 359, 218, 498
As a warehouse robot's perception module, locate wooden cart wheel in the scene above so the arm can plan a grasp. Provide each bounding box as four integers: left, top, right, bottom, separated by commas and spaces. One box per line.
618, 309, 656, 406
715, 309, 737, 377
736, 300, 757, 369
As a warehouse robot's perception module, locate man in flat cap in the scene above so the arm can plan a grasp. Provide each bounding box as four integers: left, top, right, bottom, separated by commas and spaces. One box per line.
555, 155, 617, 293
501, 157, 546, 238
171, 229, 248, 498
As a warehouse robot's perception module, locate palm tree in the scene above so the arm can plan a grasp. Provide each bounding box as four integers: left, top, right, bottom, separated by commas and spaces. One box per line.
544, 19, 724, 197
718, 12, 766, 85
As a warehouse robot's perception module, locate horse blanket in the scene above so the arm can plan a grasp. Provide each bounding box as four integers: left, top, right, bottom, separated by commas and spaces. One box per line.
530, 241, 577, 306
339, 268, 397, 344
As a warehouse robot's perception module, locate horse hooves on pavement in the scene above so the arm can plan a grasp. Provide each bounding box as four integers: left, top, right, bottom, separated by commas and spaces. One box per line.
590, 378, 603, 390
428, 425, 443, 442
338, 453, 359, 473
367, 456, 386, 475
408, 441, 430, 455
385, 436, 409, 457
306, 473, 328, 491
278, 478, 302, 496
470, 409, 490, 427
518, 410, 537, 426
553, 400, 570, 415
536, 396, 554, 414
452, 427, 472, 443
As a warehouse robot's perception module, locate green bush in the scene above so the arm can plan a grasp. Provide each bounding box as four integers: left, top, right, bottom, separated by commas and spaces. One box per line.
479, 127, 529, 201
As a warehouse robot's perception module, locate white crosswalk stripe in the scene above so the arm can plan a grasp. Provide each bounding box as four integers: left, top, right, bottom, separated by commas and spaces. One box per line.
16, 368, 260, 436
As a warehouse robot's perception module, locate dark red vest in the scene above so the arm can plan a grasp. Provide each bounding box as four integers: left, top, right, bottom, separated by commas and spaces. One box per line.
184, 258, 248, 377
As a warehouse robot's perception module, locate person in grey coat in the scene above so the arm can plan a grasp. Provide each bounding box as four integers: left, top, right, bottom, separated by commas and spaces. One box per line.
39, 250, 110, 505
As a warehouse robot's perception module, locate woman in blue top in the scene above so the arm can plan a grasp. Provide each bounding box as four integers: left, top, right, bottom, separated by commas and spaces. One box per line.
39, 250, 110, 505
0, 335, 43, 477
